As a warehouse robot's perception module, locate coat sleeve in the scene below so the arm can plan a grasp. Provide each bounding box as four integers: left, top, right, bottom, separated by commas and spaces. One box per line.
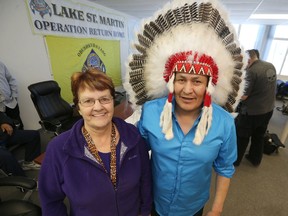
0, 112, 13, 125
4, 64, 18, 98
0, 112, 12, 141
138, 136, 152, 216
38, 139, 68, 216
243, 69, 255, 96
213, 116, 237, 178
137, 104, 152, 151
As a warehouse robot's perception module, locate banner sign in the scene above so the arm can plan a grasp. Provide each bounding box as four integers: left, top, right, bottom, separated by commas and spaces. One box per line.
25, 0, 127, 40
46, 35, 121, 103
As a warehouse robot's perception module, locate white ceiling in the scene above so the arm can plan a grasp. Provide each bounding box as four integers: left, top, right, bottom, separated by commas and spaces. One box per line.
88, 0, 288, 25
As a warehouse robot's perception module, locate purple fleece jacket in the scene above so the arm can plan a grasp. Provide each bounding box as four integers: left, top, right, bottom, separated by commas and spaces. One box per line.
39, 117, 152, 216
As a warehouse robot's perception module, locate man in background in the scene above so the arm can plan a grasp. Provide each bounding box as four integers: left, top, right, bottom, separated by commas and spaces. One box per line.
0, 60, 24, 129
234, 49, 277, 166
0, 111, 41, 176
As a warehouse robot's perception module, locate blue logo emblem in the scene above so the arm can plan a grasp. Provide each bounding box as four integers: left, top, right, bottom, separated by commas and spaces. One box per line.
82, 49, 106, 73
29, 0, 52, 18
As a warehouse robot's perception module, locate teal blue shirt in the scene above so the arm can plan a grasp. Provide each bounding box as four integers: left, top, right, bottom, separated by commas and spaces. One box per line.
138, 97, 237, 216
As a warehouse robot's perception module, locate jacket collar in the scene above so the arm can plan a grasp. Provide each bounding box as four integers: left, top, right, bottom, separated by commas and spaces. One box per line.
62, 117, 140, 159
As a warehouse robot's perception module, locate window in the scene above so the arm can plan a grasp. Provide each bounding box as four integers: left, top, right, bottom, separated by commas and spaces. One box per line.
230, 24, 288, 76
267, 40, 288, 75
267, 25, 288, 75
274, 25, 288, 39
238, 24, 260, 50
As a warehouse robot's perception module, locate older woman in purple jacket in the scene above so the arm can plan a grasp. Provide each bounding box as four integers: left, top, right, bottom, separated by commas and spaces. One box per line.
39, 68, 152, 216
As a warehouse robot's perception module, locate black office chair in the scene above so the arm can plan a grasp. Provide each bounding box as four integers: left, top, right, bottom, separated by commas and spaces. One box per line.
28, 80, 82, 135
0, 170, 41, 216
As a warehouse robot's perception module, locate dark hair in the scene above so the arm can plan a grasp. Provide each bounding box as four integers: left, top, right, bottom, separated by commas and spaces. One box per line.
246, 49, 260, 59
71, 68, 115, 106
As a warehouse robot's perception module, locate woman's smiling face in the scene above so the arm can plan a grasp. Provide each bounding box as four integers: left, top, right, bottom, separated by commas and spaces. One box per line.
78, 88, 114, 131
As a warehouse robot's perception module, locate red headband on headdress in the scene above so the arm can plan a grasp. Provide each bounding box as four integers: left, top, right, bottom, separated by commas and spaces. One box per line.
164, 51, 219, 86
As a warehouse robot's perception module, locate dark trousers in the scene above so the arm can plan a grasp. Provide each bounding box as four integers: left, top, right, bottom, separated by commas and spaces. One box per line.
152, 206, 204, 216
0, 129, 41, 176
0, 146, 26, 176
234, 111, 273, 166
5, 104, 24, 129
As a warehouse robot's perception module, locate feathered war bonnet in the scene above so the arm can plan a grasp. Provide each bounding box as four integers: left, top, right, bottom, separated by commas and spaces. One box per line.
124, 0, 246, 145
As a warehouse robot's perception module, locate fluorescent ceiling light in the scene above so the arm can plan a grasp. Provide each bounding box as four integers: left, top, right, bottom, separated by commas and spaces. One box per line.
250, 14, 288, 20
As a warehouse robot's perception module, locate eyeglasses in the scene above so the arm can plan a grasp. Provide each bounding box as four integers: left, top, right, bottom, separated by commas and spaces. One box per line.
79, 96, 113, 107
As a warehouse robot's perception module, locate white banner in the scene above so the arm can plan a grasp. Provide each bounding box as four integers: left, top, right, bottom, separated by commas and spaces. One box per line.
25, 0, 127, 40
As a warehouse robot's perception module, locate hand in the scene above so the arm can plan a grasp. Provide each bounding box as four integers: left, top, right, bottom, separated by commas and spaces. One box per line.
205, 210, 221, 216
1, 123, 13, 136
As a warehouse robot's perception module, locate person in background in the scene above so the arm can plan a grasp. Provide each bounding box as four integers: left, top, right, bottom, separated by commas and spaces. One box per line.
0, 111, 41, 176
39, 68, 152, 216
0, 60, 24, 129
234, 49, 277, 166
254, 49, 260, 59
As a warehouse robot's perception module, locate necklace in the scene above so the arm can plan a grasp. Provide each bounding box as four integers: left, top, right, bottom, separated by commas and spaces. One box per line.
82, 123, 117, 188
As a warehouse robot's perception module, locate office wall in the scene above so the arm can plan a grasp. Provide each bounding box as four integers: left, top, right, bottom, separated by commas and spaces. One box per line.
0, 0, 139, 129
278, 75, 288, 81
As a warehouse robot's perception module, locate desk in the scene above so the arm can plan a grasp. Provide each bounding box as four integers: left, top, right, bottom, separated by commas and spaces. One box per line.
113, 98, 134, 120
34, 152, 45, 165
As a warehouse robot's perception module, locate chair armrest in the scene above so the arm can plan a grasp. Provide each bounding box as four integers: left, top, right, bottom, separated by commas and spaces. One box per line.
0, 176, 37, 190
40, 119, 61, 130
40, 119, 63, 135
41, 119, 62, 127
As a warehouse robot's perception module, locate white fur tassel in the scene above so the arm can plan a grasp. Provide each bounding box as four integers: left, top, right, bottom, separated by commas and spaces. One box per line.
160, 73, 175, 140
167, 73, 175, 93
193, 106, 213, 145
160, 100, 174, 140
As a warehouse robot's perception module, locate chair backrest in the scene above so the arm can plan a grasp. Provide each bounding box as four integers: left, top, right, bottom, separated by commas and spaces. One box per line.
28, 80, 73, 121
0, 175, 42, 215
